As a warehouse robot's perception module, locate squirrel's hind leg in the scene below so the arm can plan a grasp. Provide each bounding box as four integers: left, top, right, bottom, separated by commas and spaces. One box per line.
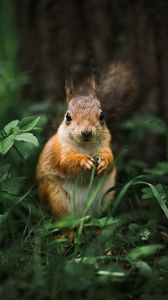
37, 177, 71, 219
101, 167, 116, 213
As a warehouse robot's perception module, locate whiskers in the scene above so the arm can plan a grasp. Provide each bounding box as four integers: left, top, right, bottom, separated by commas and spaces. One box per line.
97, 129, 111, 136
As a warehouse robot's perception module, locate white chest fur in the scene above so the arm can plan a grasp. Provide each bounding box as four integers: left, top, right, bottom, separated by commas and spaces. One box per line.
63, 170, 115, 217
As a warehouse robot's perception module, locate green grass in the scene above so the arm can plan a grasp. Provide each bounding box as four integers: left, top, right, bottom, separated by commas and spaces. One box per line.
0, 113, 168, 300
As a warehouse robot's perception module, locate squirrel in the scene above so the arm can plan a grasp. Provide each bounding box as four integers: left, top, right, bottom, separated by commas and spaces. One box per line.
36, 61, 137, 219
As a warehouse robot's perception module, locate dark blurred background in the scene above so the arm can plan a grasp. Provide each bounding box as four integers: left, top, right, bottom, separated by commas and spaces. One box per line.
14, 0, 168, 121
1, 0, 168, 161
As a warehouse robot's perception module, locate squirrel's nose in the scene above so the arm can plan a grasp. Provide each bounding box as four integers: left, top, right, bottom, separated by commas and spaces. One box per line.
81, 130, 92, 140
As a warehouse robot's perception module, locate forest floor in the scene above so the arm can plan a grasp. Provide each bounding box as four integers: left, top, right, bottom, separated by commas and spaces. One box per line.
0, 112, 168, 300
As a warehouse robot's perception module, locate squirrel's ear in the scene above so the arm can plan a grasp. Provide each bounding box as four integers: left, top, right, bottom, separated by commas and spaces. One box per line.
92, 75, 101, 99
65, 71, 74, 102
91, 59, 101, 99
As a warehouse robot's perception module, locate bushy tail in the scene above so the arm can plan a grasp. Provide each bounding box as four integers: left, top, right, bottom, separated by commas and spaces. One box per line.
100, 61, 139, 131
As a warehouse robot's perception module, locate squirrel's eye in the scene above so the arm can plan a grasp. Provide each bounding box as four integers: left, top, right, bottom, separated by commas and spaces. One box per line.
99, 111, 104, 122
65, 112, 72, 122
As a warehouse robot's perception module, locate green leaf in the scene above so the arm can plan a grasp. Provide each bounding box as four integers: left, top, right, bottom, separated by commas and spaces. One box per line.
97, 270, 126, 278
4, 120, 19, 134
85, 217, 118, 228
139, 182, 168, 219
147, 119, 167, 134
1, 177, 27, 195
142, 187, 154, 199
145, 162, 168, 176
18, 116, 40, 132
55, 214, 89, 229
0, 134, 15, 154
112, 176, 168, 219
135, 260, 152, 277
15, 132, 39, 146
155, 256, 168, 269
0, 162, 10, 180
126, 244, 164, 261
140, 228, 151, 241
14, 141, 37, 159
97, 265, 128, 283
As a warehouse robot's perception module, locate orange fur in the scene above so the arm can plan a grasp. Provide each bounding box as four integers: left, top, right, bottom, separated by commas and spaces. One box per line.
36, 95, 116, 219
38, 178, 70, 218
97, 149, 113, 174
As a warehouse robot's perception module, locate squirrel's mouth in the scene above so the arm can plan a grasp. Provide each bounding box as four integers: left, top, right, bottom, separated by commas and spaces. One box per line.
80, 137, 92, 143
80, 135, 93, 143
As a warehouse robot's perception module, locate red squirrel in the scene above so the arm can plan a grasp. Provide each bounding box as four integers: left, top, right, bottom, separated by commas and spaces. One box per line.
36, 70, 116, 218
36, 62, 138, 218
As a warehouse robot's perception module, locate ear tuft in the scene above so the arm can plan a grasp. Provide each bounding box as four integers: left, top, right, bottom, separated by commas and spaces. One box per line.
91, 59, 101, 99
65, 70, 74, 102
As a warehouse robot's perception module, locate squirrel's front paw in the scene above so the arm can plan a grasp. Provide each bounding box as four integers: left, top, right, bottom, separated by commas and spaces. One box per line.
96, 155, 109, 175
80, 155, 94, 171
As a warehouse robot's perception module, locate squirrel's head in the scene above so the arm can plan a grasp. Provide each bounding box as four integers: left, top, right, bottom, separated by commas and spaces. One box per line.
64, 95, 106, 144
58, 72, 110, 145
